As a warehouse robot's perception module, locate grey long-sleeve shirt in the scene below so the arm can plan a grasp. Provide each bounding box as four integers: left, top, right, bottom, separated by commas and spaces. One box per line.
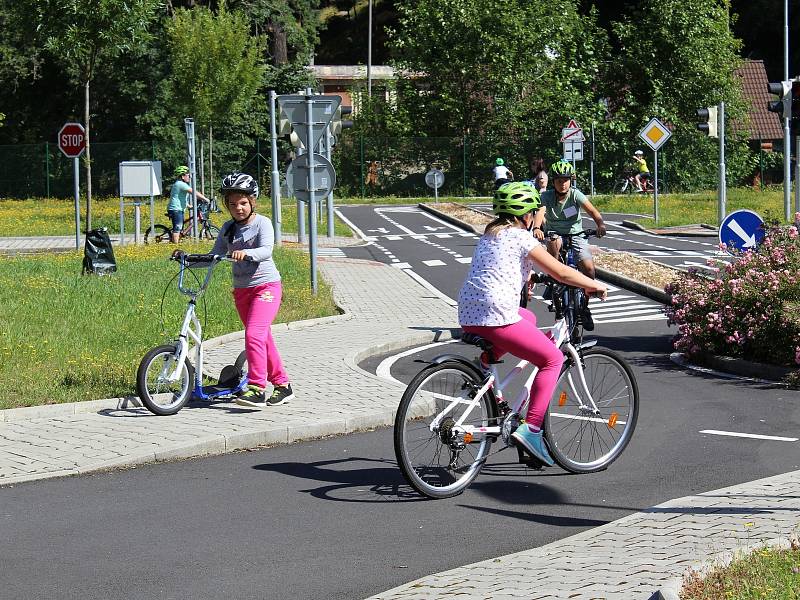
211, 214, 281, 288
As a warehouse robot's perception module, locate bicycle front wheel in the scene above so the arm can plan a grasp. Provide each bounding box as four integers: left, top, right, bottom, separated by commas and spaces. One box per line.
394, 361, 496, 499
544, 348, 638, 473
144, 224, 171, 244
136, 345, 194, 415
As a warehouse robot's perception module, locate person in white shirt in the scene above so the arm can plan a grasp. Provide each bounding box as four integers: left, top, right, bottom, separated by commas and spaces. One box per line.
492, 157, 514, 189
458, 181, 606, 466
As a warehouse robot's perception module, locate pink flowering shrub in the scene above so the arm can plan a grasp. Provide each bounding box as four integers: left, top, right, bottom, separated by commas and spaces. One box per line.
665, 222, 800, 371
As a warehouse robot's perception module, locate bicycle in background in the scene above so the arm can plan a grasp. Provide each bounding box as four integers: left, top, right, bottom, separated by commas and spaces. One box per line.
611, 171, 662, 195
144, 198, 221, 244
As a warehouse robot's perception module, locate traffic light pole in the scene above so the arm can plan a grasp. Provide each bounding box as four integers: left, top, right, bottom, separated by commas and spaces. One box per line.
269, 90, 282, 247
785, 0, 791, 222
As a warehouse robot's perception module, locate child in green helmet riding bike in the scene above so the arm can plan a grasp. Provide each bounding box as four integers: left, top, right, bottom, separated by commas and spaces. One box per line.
459, 181, 606, 466
532, 160, 606, 330
491, 157, 514, 189
167, 166, 211, 244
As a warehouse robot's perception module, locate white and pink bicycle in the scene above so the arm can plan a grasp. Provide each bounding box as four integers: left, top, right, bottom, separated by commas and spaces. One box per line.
393, 276, 640, 499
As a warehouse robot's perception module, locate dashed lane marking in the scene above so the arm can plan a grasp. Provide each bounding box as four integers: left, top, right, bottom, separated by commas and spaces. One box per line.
700, 430, 798, 442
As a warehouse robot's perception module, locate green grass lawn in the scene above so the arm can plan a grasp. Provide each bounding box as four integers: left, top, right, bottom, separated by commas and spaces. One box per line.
0, 241, 338, 409
0, 196, 353, 238
592, 186, 796, 227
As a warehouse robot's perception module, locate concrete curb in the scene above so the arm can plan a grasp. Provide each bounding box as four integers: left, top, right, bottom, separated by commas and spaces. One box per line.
595, 266, 671, 304
418, 203, 486, 235
621, 219, 718, 238
670, 352, 792, 387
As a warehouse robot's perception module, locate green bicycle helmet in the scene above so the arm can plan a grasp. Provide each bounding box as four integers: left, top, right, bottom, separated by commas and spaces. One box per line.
174, 165, 190, 177
493, 182, 541, 216
550, 160, 575, 178
495, 157, 505, 166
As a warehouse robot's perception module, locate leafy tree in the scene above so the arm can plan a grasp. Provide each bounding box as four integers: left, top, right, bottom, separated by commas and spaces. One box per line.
602, 0, 747, 191
385, 0, 608, 187
145, 3, 265, 186
16, 0, 162, 226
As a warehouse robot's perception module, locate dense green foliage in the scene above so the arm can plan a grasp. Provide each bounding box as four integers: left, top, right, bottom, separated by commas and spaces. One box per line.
0, 0, 778, 197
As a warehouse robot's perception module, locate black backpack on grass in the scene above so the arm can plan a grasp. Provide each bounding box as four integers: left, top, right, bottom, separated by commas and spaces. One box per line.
82, 228, 117, 275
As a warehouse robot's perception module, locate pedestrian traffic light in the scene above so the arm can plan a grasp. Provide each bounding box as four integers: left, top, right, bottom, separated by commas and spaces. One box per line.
331, 105, 353, 136
696, 106, 718, 137
767, 80, 792, 119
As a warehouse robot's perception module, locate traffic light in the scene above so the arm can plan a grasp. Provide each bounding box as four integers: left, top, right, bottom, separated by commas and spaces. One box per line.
767, 80, 792, 119
696, 106, 718, 137
331, 105, 353, 136
791, 80, 800, 136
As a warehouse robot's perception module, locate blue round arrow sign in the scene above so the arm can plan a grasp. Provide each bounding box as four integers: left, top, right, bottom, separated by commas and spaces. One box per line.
719, 209, 765, 253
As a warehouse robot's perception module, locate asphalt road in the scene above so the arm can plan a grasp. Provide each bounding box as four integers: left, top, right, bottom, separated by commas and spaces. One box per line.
1, 204, 797, 600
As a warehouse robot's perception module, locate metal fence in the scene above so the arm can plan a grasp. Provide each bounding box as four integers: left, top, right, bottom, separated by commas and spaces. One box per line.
0, 135, 498, 200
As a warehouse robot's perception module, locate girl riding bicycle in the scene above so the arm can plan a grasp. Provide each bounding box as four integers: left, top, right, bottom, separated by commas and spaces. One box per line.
210, 172, 294, 408
458, 182, 606, 466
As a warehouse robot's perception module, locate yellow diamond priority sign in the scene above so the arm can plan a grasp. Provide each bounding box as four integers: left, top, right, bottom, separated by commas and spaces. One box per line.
638, 117, 671, 151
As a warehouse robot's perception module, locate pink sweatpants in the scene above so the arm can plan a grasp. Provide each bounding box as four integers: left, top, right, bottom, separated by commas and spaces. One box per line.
462, 308, 564, 428
233, 282, 289, 388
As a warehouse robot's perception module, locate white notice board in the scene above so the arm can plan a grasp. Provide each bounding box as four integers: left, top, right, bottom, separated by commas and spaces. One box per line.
119, 161, 162, 197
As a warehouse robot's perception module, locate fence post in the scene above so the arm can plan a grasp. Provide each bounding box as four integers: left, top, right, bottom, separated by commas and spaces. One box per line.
45, 142, 50, 198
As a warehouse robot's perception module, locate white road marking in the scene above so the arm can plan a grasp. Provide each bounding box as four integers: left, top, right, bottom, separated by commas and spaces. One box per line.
376, 340, 458, 385
699, 430, 798, 442
422, 259, 446, 266
595, 314, 667, 323
391, 262, 412, 269
335, 209, 369, 240
456, 257, 472, 264
401, 268, 457, 307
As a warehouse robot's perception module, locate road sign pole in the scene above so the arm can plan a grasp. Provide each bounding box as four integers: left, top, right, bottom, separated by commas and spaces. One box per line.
324, 126, 334, 238
718, 101, 726, 225
269, 90, 282, 246
73, 157, 80, 249
305, 92, 318, 295
653, 150, 659, 223
184, 118, 198, 240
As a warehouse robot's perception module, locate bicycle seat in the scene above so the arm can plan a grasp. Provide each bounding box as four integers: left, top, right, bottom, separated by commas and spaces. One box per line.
460, 332, 494, 351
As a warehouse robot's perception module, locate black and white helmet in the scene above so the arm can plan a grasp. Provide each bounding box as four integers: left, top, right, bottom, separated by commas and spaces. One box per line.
220, 172, 259, 198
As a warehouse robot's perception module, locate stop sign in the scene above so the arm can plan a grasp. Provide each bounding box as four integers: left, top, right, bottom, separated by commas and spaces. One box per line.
58, 122, 86, 158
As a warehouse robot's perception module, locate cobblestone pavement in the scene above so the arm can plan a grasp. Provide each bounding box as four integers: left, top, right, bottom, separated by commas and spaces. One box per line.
2, 234, 799, 600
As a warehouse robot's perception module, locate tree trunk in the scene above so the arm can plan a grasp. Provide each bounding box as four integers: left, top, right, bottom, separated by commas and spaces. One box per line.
270, 22, 288, 65
84, 78, 92, 231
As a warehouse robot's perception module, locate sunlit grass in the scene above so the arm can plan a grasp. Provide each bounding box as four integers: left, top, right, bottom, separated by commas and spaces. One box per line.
0, 196, 352, 238
592, 187, 793, 227
680, 541, 800, 599
0, 240, 338, 408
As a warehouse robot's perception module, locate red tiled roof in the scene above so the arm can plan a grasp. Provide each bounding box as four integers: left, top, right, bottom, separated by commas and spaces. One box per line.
735, 59, 784, 140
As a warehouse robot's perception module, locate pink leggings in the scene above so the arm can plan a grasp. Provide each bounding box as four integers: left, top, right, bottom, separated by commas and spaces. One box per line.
462, 308, 563, 428
233, 282, 289, 388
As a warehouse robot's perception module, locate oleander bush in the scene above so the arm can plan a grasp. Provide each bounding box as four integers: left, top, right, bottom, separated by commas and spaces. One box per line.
665, 217, 800, 383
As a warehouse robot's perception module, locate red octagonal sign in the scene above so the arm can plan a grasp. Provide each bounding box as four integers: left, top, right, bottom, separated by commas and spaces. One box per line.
58, 122, 86, 158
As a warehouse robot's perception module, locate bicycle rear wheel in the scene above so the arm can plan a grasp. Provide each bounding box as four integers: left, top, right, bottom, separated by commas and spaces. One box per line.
394, 361, 496, 499
202, 224, 220, 240
544, 348, 638, 473
136, 344, 194, 415
144, 224, 171, 244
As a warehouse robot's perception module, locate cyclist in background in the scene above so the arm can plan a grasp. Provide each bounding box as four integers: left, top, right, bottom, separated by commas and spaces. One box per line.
458, 182, 606, 466
168, 166, 211, 244
632, 150, 651, 192
532, 160, 606, 330
492, 158, 514, 189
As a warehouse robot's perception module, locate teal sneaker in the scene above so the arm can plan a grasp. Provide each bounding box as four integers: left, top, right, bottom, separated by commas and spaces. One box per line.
511, 424, 554, 467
